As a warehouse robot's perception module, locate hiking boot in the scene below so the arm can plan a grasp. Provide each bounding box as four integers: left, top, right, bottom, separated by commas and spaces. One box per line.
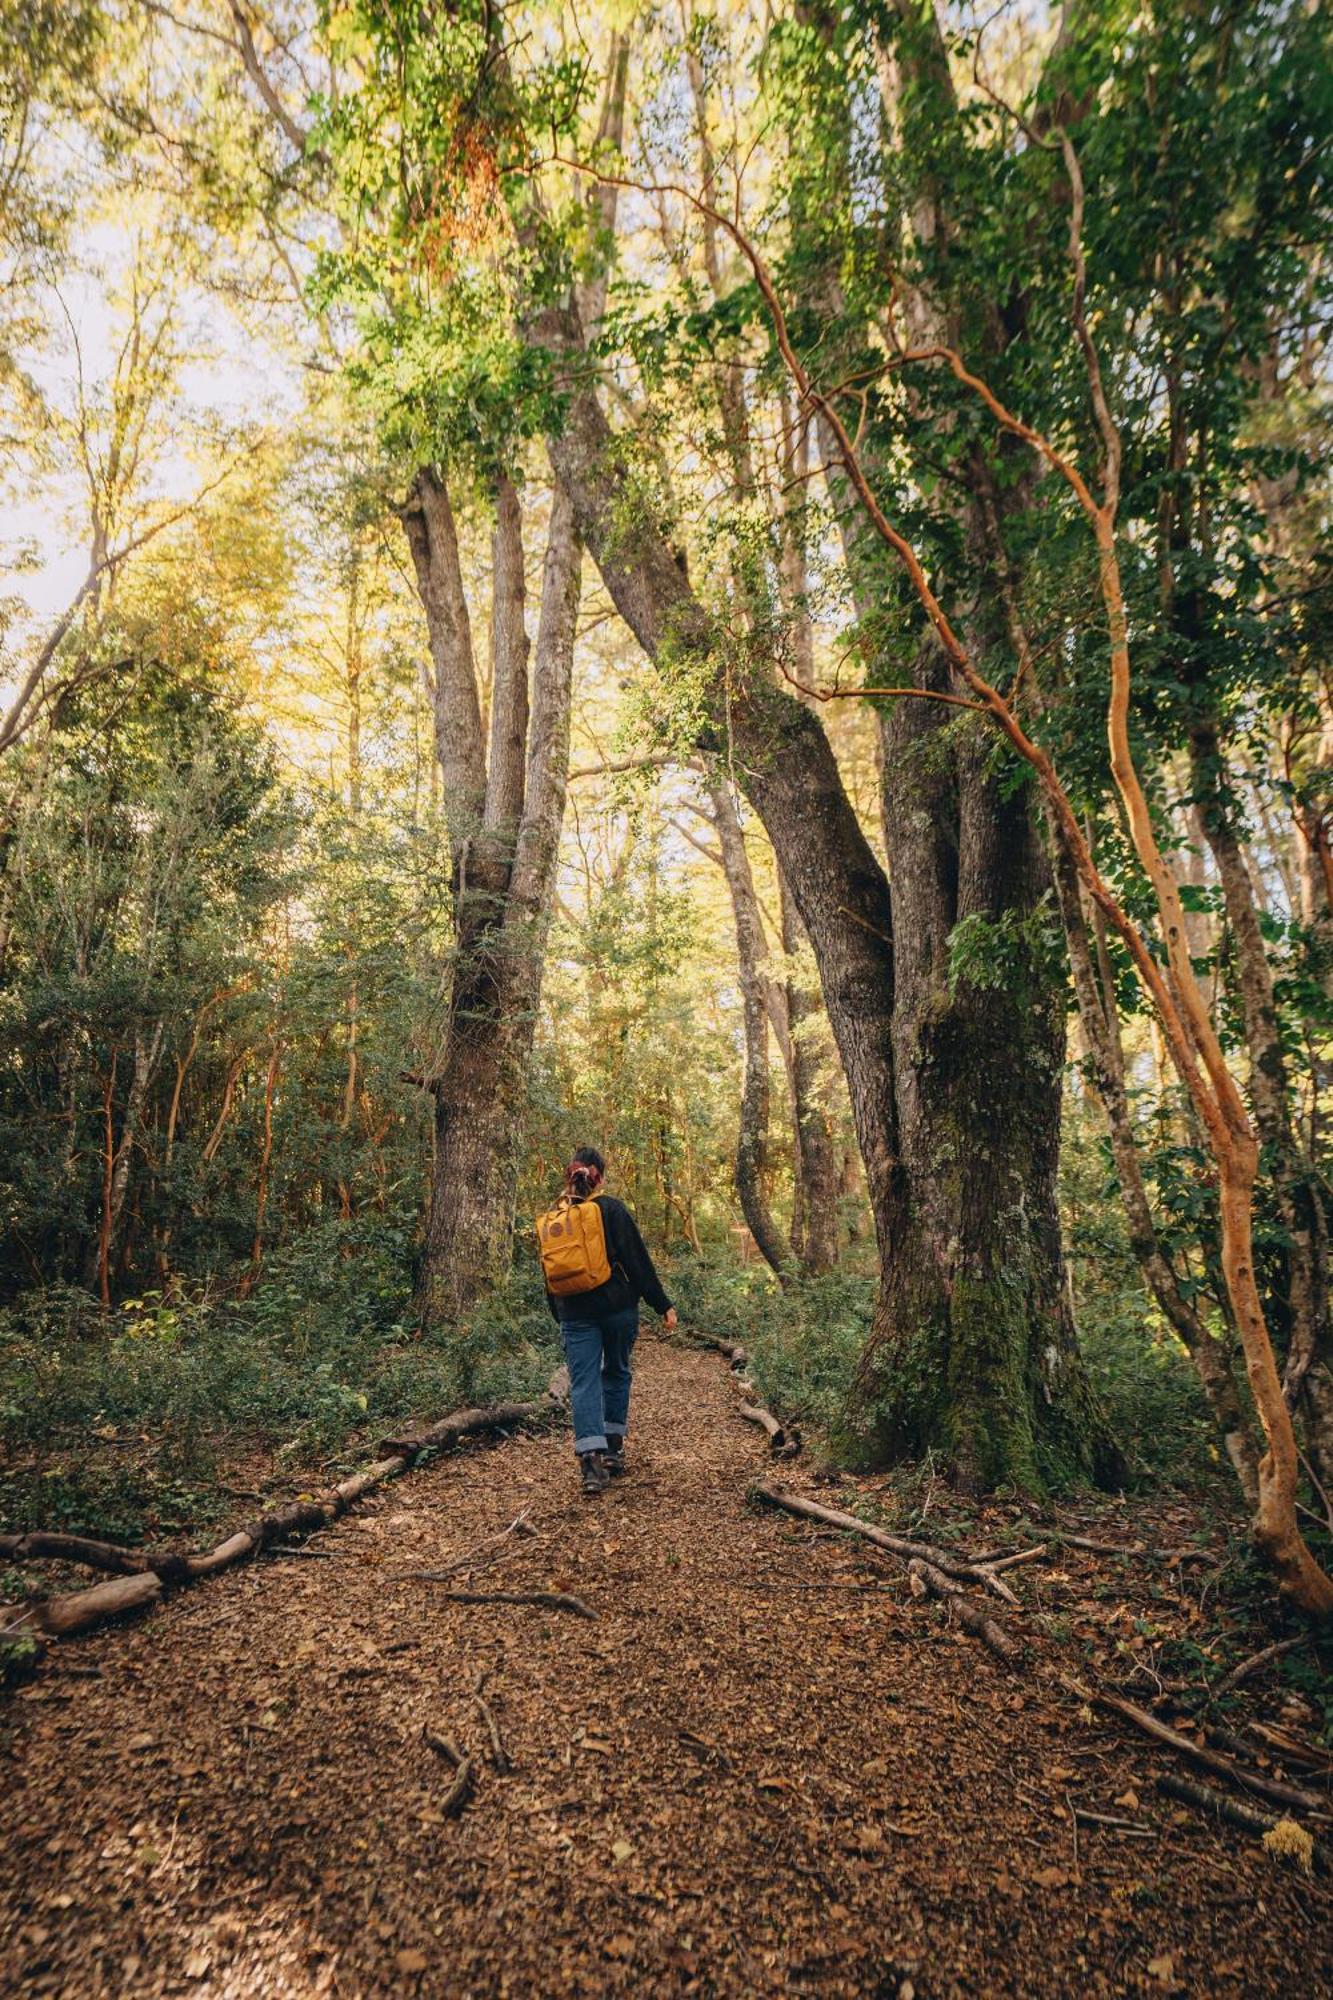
604, 1438, 627, 1477
579, 1451, 610, 1496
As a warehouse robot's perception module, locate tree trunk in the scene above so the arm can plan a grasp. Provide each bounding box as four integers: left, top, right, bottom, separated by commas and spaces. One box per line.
853, 651, 1119, 1490
1049, 812, 1262, 1500
779, 869, 839, 1274
412, 485, 583, 1325
705, 766, 790, 1278
1188, 723, 1332, 1479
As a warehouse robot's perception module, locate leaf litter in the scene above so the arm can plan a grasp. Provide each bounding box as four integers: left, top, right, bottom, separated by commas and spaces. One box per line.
2, 1341, 1329, 1996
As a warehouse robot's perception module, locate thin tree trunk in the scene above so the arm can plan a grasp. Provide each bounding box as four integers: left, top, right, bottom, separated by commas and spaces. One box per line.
779, 868, 839, 1274
1049, 816, 1261, 1501
1188, 723, 1332, 1480
705, 766, 789, 1278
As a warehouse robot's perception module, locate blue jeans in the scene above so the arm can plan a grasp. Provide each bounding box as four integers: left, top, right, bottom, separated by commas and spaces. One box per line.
561, 1309, 638, 1455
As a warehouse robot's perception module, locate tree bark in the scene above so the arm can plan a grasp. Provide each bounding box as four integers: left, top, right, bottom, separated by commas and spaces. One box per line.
1188, 723, 1332, 1477
1049, 813, 1262, 1500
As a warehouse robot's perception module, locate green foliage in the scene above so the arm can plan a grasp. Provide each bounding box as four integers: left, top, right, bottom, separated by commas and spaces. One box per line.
0, 1228, 559, 1543
947, 892, 1064, 1002
668, 1259, 874, 1439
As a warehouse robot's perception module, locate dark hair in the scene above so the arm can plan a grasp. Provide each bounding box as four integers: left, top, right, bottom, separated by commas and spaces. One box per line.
566, 1146, 605, 1199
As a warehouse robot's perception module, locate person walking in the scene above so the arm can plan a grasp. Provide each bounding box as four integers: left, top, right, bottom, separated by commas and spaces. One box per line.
536, 1147, 676, 1495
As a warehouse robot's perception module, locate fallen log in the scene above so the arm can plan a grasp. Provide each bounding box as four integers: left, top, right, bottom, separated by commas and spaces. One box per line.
738, 1403, 797, 1455
1065, 1678, 1331, 1818
1156, 1773, 1325, 1871
907, 1559, 1022, 1666
379, 1371, 568, 1458
695, 1333, 748, 1368
0, 1532, 174, 1579
10, 1571, 163, 1642
412, 1586, 596, 1620
753, 1484, 1018, 1604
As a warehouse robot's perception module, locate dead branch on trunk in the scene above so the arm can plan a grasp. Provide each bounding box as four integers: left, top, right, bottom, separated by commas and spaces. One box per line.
410, 1586, 596, 1620
422, 1728, 475, 1816
753, 1483, 1019, 1604
1065, 1677, 1331, 1818
906, 1558, 1022, 1665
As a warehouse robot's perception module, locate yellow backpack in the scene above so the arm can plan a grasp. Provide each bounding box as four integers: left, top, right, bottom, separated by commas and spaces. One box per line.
536, 1193, 613, 1295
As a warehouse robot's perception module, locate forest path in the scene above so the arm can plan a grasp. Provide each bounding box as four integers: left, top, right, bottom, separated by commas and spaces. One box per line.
3, 1340, 1326, 1999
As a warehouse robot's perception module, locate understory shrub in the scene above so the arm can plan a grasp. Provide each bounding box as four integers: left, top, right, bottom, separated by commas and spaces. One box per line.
0, 1223, 559, 1542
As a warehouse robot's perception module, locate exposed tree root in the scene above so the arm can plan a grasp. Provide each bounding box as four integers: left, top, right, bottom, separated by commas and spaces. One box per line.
751, 1483, 1024, 1661
752, 1483, 1020, 1605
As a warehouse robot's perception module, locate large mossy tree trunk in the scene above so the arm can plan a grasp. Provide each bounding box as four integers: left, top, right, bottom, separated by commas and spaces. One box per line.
859, 669, 1117, 1488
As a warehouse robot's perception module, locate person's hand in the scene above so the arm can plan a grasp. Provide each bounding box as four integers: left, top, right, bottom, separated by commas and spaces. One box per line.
664, 1308, 678, 1332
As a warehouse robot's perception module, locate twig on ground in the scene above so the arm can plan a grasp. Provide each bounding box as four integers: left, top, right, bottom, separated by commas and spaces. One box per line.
475, 1672, 513, 1774
1064, 1676, 1331, 1818
422, 1728, 475, 1816
1071, 1807, 1153, 1833
412, 1586, 596, 1620
1212, 1636, 1304, 1698
403, 1509, 535, 1581
982, 1545, 1050, 1573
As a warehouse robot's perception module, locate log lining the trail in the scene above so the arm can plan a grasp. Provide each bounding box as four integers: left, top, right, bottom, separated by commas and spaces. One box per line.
4, 1368, 569, 1648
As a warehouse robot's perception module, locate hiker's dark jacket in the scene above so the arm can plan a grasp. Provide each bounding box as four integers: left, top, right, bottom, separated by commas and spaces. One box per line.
545, 1194, 673, 1325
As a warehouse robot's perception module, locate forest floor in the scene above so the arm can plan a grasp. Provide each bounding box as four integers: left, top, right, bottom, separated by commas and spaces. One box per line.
3, 1339, 1330, 2000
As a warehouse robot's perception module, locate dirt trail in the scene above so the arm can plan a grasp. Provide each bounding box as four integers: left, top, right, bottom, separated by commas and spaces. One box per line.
3, 1342, 1328, 1998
